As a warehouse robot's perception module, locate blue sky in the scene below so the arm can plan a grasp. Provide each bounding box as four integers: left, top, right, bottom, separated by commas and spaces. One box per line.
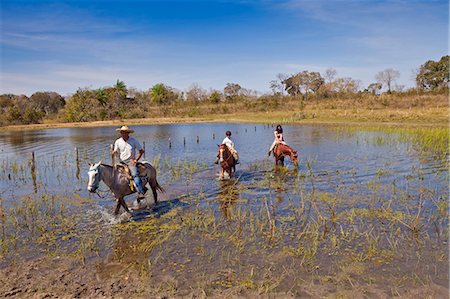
0, 0, 448, 96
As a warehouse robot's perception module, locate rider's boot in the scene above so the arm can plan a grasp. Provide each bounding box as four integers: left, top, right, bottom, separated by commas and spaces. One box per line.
132, 175, 146, 199
138, 185, 147, 199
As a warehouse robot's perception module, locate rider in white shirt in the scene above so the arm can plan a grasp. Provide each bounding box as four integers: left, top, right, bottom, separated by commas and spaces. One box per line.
113, 125, 146, 199
215, 130, 239, 164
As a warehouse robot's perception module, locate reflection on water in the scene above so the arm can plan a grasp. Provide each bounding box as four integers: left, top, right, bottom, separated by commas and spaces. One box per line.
218, 180, 240, 219
0, 123, 447, 211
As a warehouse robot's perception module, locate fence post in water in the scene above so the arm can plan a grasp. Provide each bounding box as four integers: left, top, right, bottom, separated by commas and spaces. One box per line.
169, 138, 172, 149
75, 147, 80, 180
255, 126, 256, 132
30, 151, 37, 193
197, 136, 199, 143
213, 133, 215, 140
183, 137, 186, 147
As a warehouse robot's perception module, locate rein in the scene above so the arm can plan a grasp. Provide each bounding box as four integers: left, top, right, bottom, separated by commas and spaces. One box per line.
88, 166, 110, 197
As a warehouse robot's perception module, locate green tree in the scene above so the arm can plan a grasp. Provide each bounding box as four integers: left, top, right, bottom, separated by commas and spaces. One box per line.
29, 91, 65, 115
150, 83, 178, 105
5, 105, 22, 124
114, 80, 127, 98
95, 88, 108, 106
208, 90, 222, 103
416, 55, 449, 91
22, 107, 44, 124
64, 88, 99, 122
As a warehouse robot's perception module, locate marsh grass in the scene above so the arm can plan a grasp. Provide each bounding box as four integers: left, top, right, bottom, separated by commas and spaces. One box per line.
0, 193, 109, 265
333, 126, 449, 159
0, 124, 447, 297
130, 145, 447, 296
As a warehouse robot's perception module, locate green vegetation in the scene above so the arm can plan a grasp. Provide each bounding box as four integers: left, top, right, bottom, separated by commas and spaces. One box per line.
0, 56, 448, 127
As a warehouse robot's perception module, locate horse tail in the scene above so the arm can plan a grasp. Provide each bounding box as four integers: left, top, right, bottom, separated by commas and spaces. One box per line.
156, 180, 165, 193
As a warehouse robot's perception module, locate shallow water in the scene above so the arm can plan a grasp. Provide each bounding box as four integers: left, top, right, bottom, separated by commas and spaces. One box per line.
0, 123, 448, 294
0, 123, 446, 206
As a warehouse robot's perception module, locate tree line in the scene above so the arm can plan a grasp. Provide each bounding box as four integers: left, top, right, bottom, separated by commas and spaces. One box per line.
0, 55, 448, 126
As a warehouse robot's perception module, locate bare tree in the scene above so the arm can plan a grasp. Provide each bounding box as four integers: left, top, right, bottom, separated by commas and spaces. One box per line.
375, 68, 400, 93
277, 73, 289, 95
334, 77, 361, 93
269, 80, 283, 95
186, 83, 207, 102
324, 68, 337, 83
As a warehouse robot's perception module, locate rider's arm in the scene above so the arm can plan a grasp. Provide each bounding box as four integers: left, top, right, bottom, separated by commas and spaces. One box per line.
135, 149, 144, 161
112, 140, 119, 155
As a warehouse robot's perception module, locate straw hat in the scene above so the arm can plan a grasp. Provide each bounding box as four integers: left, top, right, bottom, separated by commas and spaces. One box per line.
116, 125, 134, 133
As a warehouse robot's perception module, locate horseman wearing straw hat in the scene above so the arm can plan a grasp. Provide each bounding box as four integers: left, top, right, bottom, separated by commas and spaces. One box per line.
113, 125, 147, 199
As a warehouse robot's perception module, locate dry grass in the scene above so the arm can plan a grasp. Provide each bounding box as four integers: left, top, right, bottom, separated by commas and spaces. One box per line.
0, 93, 448, 132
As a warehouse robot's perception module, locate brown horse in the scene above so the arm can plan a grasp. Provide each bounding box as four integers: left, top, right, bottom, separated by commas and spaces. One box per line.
273, 143, 299, 167
218, 144, 235, 179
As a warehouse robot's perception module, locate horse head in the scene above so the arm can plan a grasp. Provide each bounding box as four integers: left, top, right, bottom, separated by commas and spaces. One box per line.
87, 161, 102, 193
218, 144, 227, 163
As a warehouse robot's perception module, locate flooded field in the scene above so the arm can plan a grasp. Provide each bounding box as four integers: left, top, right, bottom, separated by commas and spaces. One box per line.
0, 123, 448, 298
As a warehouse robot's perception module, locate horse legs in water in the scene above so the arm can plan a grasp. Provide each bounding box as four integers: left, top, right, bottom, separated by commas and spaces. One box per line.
149, 181, 158, 204
114, 197, 130, 215
275, 156, 284, 167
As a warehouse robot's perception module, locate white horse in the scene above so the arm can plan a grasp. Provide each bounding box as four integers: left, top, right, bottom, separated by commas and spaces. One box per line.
87, 161, 164, 215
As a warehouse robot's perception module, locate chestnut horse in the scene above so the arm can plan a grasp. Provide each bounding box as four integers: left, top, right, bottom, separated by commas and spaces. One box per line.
273, 143, 299, 167
218, 144, 235, 179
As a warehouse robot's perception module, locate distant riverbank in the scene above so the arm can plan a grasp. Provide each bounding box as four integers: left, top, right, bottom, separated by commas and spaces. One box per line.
0, 105, 447, 132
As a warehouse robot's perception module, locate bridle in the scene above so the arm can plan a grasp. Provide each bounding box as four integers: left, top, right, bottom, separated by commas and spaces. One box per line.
87, 165, 101, 192
219, 146, 233, 165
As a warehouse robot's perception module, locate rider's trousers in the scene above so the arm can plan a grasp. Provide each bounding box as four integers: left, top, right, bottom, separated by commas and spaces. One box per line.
129, 163, 146, 194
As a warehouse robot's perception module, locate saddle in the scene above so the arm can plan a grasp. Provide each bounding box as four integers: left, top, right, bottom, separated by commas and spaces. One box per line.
115, 162, 148, 191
